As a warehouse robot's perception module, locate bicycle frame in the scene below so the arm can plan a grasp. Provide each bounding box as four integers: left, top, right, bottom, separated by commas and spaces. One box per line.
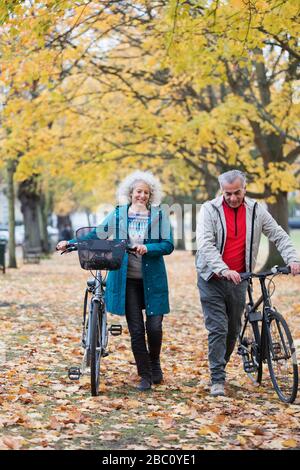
243, 277, 275, 367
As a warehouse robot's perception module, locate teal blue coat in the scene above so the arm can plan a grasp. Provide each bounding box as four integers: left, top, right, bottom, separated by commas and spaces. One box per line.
72, 205, 174, 316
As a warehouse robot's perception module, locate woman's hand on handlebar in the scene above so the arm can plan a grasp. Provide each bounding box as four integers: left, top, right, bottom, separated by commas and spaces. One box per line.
131, 244, 148, 255
56, 240, 69, 251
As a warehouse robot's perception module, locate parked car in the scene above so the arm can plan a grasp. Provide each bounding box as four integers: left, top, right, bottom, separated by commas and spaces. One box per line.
0, 225, 8, 242
288, 218, 300, 229
0, 224, 24, 245
15, 224, 25, 245
0, 224, 59, 246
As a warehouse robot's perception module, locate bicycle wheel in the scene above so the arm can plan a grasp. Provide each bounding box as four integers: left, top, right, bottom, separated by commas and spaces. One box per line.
266, 310, 298, 403
90, 301, 102, 396
239, 313, 262, 384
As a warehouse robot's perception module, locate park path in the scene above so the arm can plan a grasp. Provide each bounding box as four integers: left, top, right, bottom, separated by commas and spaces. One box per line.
0, 251, 300, 450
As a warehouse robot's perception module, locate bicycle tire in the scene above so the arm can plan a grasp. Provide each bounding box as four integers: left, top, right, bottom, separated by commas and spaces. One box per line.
90, 301, 102, 396
82, 289, 91, 367
266, 310, 298, 403
239, 314, 262, 384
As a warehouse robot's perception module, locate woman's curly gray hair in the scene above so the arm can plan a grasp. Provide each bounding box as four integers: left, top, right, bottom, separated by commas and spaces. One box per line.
117, 170, 163, 207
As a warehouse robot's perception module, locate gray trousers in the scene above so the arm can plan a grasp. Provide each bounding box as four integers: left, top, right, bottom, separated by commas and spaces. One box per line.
197, 274, 247, 384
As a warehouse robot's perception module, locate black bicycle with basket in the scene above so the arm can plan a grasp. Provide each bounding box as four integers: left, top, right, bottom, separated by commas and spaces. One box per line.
61, 227, 135, 396
238, 265, 298, 403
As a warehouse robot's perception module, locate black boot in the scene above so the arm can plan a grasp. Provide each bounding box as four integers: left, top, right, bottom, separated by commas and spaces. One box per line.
151, 359, 163, 384
136, 377, 152, 391
133, 352, 152, 390
146, 315, 164, 384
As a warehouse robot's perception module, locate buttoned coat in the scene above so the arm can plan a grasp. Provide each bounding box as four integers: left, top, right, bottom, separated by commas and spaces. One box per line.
93, 204, 174, 316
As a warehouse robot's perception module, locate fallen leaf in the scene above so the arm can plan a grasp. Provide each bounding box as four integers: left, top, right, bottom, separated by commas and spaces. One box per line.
2, 436, 23, 450
282, 439, 298, 448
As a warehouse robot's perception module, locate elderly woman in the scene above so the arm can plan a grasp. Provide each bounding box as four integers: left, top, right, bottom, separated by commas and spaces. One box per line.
57, 170, 174, 391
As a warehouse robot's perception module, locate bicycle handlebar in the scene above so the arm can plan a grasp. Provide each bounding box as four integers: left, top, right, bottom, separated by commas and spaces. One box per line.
59, 242, 78, 254
240, 265, 291, 281
59, 242, 137, 256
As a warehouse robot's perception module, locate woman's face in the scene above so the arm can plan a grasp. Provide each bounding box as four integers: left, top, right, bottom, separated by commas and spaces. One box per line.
131, 181, 151, 207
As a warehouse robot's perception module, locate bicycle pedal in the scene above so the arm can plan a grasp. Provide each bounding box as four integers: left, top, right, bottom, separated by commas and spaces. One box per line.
109, 324, 122, 336
102, 351, 109, 357
237, 345, 248, 356
68, 367, 81, 380
272, 342, 282, 355
243, 360, 256, 373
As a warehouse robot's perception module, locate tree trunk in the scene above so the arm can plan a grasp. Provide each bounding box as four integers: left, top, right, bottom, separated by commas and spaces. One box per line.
39, 194, 50, 254
191, 198, 198, 255
18, 179, 42, 254
57, 215, 73, 240
261, 191, 288, 270
204, 168, 220, 200
6, 160, 17, 268
85, 209, 92, 227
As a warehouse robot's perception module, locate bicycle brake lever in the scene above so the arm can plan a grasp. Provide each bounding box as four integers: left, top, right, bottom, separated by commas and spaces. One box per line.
61, 246, 76, 254
127, 246, 138, 257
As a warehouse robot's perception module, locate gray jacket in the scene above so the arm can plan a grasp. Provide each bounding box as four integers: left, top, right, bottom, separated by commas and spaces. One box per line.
196, 195, 300, 281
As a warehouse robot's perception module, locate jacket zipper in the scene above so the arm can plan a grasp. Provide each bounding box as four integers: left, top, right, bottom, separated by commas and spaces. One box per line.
249, 203, 257, 272
234, 208, 238, 237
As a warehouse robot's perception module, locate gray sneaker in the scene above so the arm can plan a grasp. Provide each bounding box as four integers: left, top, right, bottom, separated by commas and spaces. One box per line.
210, 383, 225, 397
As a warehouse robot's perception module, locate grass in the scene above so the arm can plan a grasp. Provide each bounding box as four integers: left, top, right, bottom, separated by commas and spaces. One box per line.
256, 230, 300, 267
1, 245, 300, 450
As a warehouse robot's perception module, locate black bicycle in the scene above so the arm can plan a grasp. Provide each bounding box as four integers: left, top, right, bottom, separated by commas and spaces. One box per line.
61, 227, 134, 396
238, 265, 298, 403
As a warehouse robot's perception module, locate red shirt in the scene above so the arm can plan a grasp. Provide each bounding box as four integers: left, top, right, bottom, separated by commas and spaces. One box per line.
222, 200, 246, 273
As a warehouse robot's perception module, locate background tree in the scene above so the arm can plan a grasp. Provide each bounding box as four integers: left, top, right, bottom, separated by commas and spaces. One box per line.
1, 1, 299, 266
163, 0, 300, 266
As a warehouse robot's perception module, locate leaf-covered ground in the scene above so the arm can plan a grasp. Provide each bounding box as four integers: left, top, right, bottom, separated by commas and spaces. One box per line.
0, 251, 300, 450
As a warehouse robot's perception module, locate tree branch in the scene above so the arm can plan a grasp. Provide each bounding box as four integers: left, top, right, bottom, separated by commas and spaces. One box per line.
285, 145, 300, 164
260, 28, 300, 62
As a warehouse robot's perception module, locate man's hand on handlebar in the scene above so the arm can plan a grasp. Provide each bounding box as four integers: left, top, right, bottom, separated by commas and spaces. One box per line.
221, 269, 242, 285
288, 262, 300, 276
222, 265, 298, 283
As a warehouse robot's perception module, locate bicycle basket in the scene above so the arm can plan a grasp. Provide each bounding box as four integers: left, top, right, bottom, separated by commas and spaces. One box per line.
76, 227, 126, 271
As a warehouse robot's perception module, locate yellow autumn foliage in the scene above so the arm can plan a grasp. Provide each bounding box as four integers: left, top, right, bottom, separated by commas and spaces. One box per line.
0, 0, 299, 215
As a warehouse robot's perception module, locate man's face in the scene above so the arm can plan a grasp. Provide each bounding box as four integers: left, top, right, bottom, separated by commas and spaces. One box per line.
222, 178, 246, 208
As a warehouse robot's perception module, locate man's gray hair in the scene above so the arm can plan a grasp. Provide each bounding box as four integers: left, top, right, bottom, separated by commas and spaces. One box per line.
218, 170, 247, 188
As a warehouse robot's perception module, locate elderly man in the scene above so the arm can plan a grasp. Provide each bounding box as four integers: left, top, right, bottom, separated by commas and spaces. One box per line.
196, 169, 300, 397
